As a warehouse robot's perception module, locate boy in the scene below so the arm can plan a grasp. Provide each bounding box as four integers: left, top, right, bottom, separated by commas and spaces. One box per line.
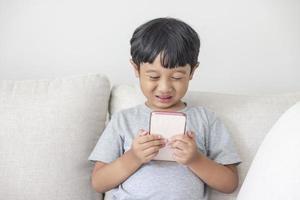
88, 17, 241, 200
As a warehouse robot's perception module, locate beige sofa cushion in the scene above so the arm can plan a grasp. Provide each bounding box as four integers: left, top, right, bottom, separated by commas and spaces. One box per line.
0, 74, 110, 200
108, 84, 300, 200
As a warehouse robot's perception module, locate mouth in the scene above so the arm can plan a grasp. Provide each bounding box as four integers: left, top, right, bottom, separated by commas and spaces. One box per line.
155, 95, 173, 103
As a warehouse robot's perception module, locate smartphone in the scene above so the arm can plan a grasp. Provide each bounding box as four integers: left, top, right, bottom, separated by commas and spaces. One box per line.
149, 111, 187, 161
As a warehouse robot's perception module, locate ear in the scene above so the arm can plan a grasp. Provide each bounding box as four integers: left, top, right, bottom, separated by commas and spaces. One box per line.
189, 62, 199, 80
130, 59, 140, 78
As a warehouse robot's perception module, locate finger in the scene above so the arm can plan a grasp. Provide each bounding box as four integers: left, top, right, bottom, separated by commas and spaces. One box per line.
172, 148, 185, 157
169, 134, 190, 144
138, 134, 162, 144
138, 129, 149, 136
172, 151, 184, 163
170, 134, 188, 141
170, 140, 187, 150
145, 151, 159, 162
141, 139, 166, 150
143, 146, 161, 157
187, 131, 195, 139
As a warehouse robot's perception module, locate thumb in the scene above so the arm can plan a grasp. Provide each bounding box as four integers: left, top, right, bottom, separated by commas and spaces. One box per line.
139, 129, 148, 136
187, 131, 195, 139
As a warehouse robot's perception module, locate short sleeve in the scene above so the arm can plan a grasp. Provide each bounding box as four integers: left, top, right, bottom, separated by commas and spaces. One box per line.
206, 113, 242, 165
88, 114, 123, 163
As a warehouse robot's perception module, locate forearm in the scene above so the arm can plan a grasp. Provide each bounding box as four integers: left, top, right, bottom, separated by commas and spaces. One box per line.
188, 153, 239, 193
92, 150, 142, 193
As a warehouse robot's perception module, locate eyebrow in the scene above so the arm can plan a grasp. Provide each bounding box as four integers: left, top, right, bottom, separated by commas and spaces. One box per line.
145, 69, 187, 74
145, 70, 158, 73
173, 70, 187, 74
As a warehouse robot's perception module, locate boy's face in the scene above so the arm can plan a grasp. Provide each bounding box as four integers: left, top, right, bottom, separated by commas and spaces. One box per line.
131, 55, 197, 111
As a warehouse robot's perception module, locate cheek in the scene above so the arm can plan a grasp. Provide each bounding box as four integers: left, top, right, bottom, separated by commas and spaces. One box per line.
175, 81, 189, 94
140, 80, 156, 92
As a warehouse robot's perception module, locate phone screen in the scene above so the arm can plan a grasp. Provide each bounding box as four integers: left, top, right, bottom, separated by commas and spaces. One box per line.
149, 111, 186, 137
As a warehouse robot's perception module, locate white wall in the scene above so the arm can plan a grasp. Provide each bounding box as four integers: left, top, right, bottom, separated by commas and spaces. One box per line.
0, 0, 299, 94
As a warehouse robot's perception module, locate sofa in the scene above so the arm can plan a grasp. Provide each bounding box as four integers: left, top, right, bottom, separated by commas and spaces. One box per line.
0, 74, 299, 200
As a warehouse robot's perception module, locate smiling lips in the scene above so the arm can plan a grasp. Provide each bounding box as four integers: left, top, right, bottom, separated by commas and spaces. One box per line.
155, 95, 172, 103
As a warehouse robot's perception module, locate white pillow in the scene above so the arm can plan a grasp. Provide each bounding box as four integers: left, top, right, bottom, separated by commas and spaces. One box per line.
0, 74, 110, 200
237, 102, 300, 200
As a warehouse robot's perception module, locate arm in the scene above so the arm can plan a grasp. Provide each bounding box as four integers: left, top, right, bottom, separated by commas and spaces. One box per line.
170, 132, 239, 193
91, 149, 142, 193
187, 154, 239, 193
91, 131, 165, 193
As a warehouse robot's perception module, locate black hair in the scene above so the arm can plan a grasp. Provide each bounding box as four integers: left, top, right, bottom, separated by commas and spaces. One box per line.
130, 17, 200, 71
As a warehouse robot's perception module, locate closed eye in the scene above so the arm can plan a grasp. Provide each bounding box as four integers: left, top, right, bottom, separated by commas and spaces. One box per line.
149, 76, 160, 80
171, 77, 183, 80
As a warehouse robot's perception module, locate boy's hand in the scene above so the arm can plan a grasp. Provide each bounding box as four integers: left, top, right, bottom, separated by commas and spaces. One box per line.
169, 131, 200, 165
130, 129, 166, 165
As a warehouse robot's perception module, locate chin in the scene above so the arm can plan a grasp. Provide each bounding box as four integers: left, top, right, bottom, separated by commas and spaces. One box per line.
156, 102, 178, 110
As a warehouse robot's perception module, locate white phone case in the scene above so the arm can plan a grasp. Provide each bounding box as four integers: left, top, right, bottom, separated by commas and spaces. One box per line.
149, 111, 186, 161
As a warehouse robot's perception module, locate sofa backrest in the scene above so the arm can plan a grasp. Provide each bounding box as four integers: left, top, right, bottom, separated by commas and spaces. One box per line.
109, 84, 300, 200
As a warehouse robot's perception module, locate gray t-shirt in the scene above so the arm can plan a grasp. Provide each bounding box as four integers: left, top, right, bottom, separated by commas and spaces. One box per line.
88, 104, 241, 200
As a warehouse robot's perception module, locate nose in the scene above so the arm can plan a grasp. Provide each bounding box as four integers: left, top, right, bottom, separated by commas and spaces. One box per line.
157, 78, 172, 93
